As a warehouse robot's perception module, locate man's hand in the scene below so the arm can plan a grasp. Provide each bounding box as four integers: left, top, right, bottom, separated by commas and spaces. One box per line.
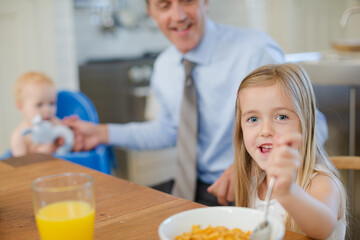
207, 164, 235, 205
62, 116, 108, 151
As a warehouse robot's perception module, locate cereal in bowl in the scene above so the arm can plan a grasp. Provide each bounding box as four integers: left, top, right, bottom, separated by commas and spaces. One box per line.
175, 224, 250, 240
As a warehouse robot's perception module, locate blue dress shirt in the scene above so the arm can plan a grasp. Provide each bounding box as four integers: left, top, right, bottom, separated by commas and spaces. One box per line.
107, 19, 327, 184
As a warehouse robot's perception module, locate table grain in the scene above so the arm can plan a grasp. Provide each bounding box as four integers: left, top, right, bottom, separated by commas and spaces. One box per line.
0, 154, 311, 240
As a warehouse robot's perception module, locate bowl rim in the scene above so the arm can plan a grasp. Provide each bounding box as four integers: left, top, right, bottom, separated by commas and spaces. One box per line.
158, 206, 285, 240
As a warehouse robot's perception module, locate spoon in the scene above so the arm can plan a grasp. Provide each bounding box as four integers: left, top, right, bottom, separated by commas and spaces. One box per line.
250, 177, 276, 240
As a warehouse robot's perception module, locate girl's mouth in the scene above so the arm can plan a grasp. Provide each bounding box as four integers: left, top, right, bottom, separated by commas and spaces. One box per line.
259, 144, 272, 153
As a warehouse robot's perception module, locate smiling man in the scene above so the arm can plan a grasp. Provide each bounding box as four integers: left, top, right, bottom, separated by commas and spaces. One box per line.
146, 0, 207, 53
142, 0, 284, 206
65, 0, 328, 206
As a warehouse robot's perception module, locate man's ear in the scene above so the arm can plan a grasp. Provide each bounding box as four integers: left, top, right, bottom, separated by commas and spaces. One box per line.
204, 0, 209, 11
146, 2, 152, 18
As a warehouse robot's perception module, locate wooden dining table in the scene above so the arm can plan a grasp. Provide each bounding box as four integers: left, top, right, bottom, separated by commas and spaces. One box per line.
0, 154, 311, 240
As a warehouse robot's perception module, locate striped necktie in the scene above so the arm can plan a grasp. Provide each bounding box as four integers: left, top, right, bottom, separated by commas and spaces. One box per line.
172, 59, 197, 201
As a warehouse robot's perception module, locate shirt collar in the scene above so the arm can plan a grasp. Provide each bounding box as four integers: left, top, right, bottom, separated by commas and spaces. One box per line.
174, 18, 217, 66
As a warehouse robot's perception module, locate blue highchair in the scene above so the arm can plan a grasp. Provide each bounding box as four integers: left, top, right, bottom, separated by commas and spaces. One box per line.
0, 90, 115, 174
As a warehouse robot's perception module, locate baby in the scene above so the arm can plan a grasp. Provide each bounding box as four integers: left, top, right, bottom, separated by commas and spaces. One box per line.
11, 72, 73, 157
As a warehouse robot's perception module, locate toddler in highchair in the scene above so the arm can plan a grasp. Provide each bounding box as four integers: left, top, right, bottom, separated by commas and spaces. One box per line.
11, 72, 73, 157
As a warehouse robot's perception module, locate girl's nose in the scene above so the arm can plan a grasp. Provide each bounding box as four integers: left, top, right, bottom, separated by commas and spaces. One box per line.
260, 120, 274, 137
171, 4, 186, 22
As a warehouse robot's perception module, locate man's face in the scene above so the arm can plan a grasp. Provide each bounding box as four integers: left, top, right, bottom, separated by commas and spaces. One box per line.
147, 0, 208, 54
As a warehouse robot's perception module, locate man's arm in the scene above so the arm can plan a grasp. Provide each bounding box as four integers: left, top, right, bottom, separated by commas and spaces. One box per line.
63, 116, 177, 151
315, 109, 328, 146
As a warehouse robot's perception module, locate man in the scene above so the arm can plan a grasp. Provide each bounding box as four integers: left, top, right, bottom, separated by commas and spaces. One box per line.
65, 0, 327, 206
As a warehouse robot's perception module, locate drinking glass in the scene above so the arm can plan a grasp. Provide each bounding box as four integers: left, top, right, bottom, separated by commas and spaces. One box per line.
32, 173, 95, 240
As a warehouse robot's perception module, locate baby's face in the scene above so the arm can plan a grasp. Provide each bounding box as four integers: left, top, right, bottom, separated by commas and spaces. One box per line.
19, 83, 57, 122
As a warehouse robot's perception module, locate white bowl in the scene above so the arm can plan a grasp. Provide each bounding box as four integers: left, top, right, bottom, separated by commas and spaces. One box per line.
158, 206, 285, 240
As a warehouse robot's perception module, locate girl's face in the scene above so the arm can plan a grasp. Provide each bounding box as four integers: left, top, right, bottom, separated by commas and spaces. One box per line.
18, 83, 57, 123
239, 83, 301, 170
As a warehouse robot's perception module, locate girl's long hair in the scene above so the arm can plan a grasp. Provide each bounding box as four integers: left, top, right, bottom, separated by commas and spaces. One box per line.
234, 63, 347, 233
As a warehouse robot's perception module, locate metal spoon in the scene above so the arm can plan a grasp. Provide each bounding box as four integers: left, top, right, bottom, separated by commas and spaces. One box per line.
250, 177, 276, 240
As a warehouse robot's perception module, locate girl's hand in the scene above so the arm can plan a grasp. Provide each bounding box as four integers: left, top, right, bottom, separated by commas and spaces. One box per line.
267, 133, 302, 198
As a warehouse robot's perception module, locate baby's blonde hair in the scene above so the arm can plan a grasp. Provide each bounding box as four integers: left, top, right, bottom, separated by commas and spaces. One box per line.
14, 72, 54, 103
234, 63, 347, 233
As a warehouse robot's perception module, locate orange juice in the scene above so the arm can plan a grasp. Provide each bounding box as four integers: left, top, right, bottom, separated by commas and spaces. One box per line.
35, 200, 95, 240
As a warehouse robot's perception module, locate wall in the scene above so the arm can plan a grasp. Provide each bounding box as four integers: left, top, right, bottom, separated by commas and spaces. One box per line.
212, 0, 360, 52
53, 0, 79, 90
0, 0, 78, 154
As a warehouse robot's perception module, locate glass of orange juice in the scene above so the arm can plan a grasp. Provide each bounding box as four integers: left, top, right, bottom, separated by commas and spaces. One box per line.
32, 173, 95, 240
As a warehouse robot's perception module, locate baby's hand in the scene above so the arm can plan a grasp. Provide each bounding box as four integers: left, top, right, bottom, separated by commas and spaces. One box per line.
267, 133, 302, 199
35, 142, 57, 154
54, 136, 65, 147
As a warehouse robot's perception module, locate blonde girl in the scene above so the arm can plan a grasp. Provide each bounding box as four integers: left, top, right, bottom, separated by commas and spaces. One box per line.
234, 63, 347, 239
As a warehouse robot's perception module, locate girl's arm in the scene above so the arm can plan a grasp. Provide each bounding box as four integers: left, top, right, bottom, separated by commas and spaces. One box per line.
268, 133, 340, 239
278, 175, 339, 239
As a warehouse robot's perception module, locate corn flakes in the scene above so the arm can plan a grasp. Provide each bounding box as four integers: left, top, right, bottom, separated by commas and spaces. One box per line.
175, 224, 251, 240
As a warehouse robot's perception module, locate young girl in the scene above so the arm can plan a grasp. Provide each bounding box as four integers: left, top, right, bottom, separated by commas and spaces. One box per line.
234, 63, 347, 239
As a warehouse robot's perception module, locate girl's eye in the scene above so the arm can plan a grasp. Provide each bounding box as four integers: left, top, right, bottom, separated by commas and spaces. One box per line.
50, 101, 56, 107
276, 115, 288, 121
36, 103, 43, 108
247, 117, 258, 123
